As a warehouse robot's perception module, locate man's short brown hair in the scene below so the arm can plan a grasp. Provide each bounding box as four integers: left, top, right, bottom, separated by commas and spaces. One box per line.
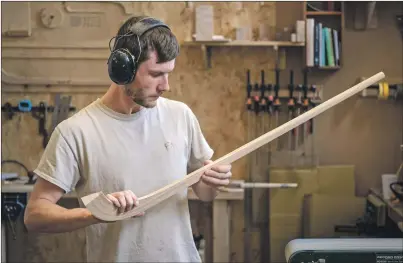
113, 16, 180, 65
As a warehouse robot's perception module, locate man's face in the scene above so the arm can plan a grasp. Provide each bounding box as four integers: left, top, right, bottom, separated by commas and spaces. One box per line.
125, 51, 175, 108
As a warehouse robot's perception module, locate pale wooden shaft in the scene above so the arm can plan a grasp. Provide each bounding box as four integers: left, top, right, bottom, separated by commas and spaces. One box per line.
82, 72, 385, 222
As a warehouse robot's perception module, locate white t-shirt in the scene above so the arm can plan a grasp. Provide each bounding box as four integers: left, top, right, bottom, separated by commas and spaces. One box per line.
34, 97, 214, 262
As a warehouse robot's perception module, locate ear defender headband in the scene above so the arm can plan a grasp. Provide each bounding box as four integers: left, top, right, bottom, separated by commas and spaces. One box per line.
107, 17, 170, 85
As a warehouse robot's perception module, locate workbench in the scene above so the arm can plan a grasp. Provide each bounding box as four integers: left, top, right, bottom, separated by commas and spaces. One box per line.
1, 181, 244, 262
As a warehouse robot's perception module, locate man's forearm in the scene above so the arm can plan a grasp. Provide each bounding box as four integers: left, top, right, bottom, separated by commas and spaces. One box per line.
24, 199, 99, 233
192, 180, 218, 202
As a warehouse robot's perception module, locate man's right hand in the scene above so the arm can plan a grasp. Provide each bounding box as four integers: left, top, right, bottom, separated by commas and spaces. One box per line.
105, 190, 145, 216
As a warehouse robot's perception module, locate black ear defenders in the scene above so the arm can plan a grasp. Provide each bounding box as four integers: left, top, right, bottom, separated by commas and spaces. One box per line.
107, 17, 170, 85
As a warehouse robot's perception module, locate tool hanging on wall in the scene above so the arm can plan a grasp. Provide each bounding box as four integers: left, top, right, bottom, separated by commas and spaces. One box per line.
1, 193, 27, 240
361, 82, 403, 100
244, 69, 254, 263
295, 82, 303, 150
1, 96, 76, 148
308, 93, 320, 167
245, 69, 254, 179
300, 68, 310, 155
264, 75, 273, 164
17, 99, 32, 112
287, 70, 297, 149
273, 68, 282, 151
287, 70, 297, 167
301, 69, 310, 152
259, 70, 268, 166
32, 102, 49, 148
48, 94, 73, 136
300, 87, 309, 155
308, 84, 317, 136
1, 159, 36, 184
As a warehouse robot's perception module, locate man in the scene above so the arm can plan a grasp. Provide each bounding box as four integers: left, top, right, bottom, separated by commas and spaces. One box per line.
24, 16, 232, 262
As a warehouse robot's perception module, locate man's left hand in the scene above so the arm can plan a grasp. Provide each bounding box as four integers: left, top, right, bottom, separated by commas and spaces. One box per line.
201, 160, 232, 188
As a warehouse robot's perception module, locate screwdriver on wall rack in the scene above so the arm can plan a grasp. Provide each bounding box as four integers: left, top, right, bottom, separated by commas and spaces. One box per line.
294, 81, 303, 149
253, 82, 261, 168
308, 84, 317, 136
308, 92, 320, 167
308, 94, 319, 135
246, 70, 253, 112
265, 79, 274, 162
246, 70, 253, 182
287, 70, 297, 152
273, 68, 282, 151
259, 70, 268, 134
301, 69, 310, 150
253, 82, 261, 116
266, 83, 274, 116
301, 81, 309, 152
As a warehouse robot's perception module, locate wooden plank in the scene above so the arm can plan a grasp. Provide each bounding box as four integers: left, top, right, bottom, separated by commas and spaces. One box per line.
306, 11, 342, 16
188, 187, 244, 200
213, 200, 230, 262
183, 40, 305, 47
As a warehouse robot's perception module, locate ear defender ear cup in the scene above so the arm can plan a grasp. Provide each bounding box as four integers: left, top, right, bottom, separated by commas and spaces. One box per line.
107, 17, 171, 85
108, 49, 137, 85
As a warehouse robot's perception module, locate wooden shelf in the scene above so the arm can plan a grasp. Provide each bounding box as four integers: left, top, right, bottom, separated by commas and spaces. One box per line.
310, 66, 341, 70
306, 11, 342, 16
183, 40, 305, 68
183, 40, 305, 47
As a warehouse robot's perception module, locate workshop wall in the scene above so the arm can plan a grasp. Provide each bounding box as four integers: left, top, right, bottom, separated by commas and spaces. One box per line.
1, 1, 278, 181
316, 1, 403, 196
278, 1, 403, 196
2, 2, 278, 262
1, 1, 402, 263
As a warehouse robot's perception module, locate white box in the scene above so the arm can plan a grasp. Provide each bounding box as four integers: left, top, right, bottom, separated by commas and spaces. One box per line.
296, 20, 305, 43
195, 5, 214, 41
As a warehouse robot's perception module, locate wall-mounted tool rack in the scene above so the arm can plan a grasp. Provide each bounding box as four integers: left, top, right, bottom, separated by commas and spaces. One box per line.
1, 97, 76, 148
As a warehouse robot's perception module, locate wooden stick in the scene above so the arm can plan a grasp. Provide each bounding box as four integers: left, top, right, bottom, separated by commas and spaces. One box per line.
81, 71, 385, 222
216, 182, 298, 192
232, 182, 298, 189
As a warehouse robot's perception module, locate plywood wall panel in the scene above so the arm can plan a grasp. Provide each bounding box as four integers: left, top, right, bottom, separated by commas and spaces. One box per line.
2, 1, 278, 182
2, 2, 277, 262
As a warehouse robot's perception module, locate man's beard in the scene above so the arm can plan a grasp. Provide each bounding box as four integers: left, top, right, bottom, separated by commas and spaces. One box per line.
124, 86, 157, 108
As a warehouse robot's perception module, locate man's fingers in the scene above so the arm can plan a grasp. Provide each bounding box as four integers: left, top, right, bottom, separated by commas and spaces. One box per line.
128, 190, 140, 207
203, 160, 232, 174
116, 193, 127, 214
211, 164, 232, 173
204, 169, 232, 180
107, 190, 143, 214
106, 194, 121, 208
203, 160, 213, 165
202, 175, 230, 187
132, 211, 145, 218
124, 191, 134, 212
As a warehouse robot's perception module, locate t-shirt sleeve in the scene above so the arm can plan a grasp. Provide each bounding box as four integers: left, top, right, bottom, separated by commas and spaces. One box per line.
186, 107, 214, 172
33, 126, 81, 193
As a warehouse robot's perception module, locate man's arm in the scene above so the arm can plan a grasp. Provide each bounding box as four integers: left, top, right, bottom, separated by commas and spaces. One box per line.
192, 178, 218, 202
24, 177, 99, 233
